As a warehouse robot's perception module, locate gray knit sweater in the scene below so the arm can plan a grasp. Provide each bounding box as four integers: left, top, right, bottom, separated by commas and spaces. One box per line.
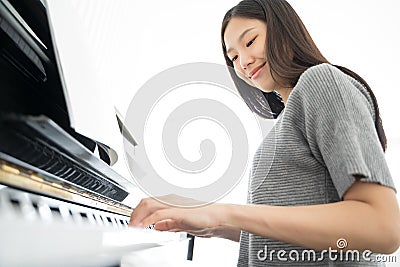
237, 63, 396, 266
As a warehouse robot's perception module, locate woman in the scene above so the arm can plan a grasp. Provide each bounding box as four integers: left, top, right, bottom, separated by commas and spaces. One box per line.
130, 0, 400, 265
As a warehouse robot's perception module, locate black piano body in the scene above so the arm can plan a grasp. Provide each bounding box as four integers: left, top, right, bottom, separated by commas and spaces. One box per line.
0, 0, 191, 266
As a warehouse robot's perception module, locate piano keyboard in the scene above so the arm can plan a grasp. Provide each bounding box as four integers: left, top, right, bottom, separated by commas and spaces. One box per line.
0, 187, 132, 228
0, 187, 187, 267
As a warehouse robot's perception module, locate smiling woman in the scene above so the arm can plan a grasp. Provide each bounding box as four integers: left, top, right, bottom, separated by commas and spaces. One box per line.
129, 0, 400, 266
224, 18, 274, 90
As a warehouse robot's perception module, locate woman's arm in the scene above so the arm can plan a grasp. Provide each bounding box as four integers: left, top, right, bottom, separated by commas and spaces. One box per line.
130, 181, 400, 253
229, 181, 400, 254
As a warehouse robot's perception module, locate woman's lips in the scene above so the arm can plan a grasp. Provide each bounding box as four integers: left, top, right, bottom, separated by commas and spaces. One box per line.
249, 62, 266, 80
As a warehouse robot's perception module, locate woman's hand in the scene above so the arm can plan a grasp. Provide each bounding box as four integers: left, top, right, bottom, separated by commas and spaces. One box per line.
129, 195, 240, 242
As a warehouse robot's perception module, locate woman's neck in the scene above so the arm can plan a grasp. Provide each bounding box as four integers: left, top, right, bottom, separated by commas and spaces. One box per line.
276, 87, 292, 106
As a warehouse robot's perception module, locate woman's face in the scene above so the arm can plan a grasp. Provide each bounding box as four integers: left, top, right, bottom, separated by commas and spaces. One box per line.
224, 17, 278, 92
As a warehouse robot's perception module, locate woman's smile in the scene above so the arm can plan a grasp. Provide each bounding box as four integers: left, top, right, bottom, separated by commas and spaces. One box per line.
248, 62, 266, 80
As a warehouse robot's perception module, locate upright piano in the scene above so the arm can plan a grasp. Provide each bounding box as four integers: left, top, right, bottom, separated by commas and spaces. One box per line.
0, 0, 191, 266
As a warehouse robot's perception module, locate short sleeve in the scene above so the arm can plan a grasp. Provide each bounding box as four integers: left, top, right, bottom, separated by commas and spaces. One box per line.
295, 64, 395, 199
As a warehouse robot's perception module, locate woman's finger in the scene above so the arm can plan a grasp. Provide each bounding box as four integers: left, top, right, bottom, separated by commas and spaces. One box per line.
154, 219, 180, 231
140, 207, 183, 228
129, 198, 164, 226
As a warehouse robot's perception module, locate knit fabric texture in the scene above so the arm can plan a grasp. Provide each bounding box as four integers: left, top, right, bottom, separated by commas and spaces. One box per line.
237, 63, 395, 266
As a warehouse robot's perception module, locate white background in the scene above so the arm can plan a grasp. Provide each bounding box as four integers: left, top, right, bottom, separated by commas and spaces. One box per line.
60, 0, 400, 266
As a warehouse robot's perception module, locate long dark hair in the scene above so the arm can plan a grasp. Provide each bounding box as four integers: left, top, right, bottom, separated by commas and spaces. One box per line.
221, 0, 387, 151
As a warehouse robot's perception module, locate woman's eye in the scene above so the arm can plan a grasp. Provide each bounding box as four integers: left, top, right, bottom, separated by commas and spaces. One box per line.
246, 37, 256, 47
231, 55, 238, 62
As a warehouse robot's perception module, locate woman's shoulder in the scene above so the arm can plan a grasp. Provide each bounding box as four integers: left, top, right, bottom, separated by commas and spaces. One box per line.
287, 63, 375, 119
292, 63, 368, 101
302, 62, 338, 76
295, 63, 345, 91
288, 63, 340, 104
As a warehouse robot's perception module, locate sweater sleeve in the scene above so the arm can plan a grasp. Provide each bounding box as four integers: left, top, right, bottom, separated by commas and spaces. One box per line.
237, 230, 249, 266
294, 64, 395, 199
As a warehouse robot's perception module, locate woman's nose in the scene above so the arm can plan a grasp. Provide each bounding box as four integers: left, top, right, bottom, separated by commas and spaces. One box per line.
239, 52, 254, 70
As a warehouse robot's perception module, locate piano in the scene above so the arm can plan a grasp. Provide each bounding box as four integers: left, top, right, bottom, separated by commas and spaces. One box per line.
0, 0, 192, 266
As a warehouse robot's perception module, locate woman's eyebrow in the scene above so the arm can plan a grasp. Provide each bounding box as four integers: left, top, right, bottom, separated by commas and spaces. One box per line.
227, 27, 256, 54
